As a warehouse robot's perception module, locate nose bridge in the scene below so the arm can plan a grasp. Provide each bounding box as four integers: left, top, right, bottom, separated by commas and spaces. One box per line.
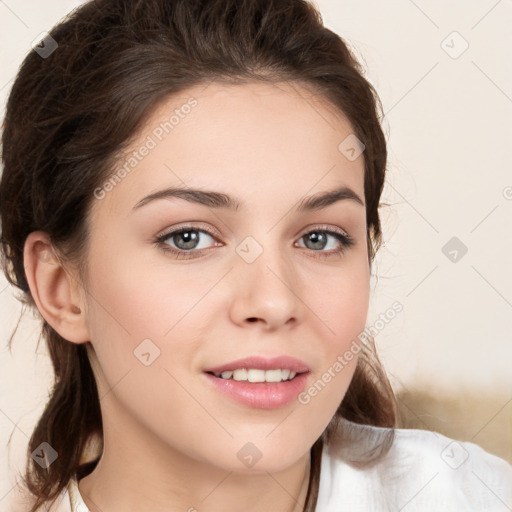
230, 231, 301, 327
235, 231, 290, 283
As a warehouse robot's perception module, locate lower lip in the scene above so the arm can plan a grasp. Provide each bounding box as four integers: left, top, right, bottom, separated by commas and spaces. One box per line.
203, 372, 309, 409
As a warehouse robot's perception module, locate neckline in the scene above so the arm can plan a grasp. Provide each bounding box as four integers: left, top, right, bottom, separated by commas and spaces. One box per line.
65, 421, 384, 512
67, 475, 90, 512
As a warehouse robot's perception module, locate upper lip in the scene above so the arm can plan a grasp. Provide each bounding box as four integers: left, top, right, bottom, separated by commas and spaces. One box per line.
204, 356, 311, 375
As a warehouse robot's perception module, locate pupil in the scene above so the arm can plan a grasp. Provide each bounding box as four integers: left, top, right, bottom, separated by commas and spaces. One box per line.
176, 230, 198, 249
307, 232, 326, 250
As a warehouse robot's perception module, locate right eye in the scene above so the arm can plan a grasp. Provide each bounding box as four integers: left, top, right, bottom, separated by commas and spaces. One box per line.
154, 225, 221, 259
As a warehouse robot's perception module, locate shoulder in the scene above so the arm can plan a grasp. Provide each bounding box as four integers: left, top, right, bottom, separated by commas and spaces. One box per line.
391, 426, 512, 503
317, 418, 512, 511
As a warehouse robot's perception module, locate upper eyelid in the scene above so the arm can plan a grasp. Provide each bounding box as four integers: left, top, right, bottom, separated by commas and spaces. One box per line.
157, 223, 351, 240
157, 223, 220, 240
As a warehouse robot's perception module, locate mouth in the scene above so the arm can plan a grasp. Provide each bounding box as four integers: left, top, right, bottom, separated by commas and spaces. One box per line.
204, 368, 307, 383
202, 355, 311, 409
203, 355, 310, 379
203, 369, 310, 409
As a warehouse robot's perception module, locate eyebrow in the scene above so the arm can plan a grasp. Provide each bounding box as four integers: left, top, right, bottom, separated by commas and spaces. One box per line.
132, 185, 365, 212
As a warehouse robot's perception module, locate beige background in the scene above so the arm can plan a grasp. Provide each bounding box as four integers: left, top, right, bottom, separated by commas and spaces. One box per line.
1, 0, 511, 508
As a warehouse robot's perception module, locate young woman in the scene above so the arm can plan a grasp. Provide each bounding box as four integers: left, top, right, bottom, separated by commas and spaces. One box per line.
1, 0, 510, 511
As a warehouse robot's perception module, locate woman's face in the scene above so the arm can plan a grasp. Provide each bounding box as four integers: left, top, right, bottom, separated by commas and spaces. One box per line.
82, 80, 369, 474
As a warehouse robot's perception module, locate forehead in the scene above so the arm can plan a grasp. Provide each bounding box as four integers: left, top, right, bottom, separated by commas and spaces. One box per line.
90, 80, 365, 218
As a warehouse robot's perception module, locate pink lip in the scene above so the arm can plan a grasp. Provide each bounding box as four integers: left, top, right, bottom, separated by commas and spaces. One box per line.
203, 355, 311, 375
203, 371, 310, 409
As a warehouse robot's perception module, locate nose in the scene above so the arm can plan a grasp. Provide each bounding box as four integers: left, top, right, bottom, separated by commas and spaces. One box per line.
228, 240, 303, 331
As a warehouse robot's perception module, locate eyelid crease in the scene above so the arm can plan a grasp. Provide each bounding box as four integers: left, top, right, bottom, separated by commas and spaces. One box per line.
156, 222, 220, 240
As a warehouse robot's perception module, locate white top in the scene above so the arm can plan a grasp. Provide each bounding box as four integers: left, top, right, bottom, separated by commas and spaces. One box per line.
55, 420, 511, 511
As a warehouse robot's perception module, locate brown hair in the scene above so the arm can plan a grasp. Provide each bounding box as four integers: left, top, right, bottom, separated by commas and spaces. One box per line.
0, 0, 397, 510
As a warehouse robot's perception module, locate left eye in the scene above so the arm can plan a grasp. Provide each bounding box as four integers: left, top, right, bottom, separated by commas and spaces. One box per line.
297, 230, 346, 252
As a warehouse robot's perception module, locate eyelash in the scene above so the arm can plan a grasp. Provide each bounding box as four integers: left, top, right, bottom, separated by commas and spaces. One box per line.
154, 223, 355, 260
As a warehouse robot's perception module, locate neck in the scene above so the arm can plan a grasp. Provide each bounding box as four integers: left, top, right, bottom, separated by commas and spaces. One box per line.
77, 415, 313, 512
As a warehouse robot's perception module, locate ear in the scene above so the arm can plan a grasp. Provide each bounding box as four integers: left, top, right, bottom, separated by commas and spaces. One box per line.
23, 231, 90, 343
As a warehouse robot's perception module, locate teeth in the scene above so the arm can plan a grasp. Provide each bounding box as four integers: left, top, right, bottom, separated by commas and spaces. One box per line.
233, 369, 248, 381
215, 368, 299, 382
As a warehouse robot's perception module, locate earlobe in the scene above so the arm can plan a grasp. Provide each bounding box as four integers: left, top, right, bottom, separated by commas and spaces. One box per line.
23, 231, 90, 344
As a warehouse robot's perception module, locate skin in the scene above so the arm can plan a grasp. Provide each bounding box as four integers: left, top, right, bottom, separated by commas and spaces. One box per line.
24, 80, 370, 512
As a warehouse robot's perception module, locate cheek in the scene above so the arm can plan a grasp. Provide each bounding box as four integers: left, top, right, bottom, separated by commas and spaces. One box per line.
85, 239, 209, 338
82, 247, 211, 428
82, 239, 221, 399
295, 272, 368, 438
300, 256, 369, 399
306, 253, 370, 347
325, 273, 369, 345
